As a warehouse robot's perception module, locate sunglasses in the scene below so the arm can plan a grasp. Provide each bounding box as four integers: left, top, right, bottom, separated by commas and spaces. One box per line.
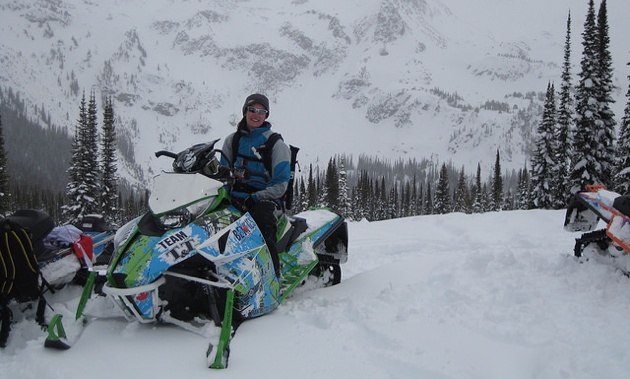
246, 106, 268, 115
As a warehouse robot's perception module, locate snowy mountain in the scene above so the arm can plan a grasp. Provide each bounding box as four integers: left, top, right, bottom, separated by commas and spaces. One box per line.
3, 209, 630, 378
1, 0, 629, 185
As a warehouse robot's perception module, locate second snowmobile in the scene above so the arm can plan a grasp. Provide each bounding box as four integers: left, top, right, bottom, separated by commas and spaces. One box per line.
564, 184, 630, 274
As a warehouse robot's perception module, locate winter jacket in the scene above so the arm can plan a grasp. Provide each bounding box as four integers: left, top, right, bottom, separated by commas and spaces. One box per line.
220, 121, 291, 203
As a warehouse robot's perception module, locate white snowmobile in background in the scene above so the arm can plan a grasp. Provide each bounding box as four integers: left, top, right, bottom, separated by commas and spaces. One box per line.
564, 184, 630, 274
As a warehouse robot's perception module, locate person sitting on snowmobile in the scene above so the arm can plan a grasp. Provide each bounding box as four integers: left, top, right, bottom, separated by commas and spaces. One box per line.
220, 93, 291, 279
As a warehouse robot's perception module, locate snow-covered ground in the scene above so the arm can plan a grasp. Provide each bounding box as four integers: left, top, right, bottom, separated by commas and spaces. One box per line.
3, 209, 630, 378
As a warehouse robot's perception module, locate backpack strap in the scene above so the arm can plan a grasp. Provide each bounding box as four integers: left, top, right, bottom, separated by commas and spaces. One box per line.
231, 132, 282, 176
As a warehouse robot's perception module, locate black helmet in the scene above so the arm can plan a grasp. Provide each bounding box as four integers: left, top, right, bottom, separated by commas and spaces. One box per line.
172, 142, 216, 173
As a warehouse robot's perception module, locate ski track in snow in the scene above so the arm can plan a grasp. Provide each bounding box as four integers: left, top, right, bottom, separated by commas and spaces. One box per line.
3, 210, 630, 378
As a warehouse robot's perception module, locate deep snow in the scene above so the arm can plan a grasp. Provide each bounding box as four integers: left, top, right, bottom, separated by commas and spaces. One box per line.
2, 209, 630, 378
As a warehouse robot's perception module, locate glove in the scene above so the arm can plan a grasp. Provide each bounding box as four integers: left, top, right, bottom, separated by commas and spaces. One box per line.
242, 196, 256, 212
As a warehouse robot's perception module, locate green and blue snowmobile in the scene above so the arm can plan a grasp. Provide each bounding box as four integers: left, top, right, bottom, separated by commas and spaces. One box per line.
45, 139, 349, 368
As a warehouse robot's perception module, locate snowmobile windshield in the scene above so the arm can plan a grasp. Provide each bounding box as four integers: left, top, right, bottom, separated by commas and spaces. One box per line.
149, 172, 223, 216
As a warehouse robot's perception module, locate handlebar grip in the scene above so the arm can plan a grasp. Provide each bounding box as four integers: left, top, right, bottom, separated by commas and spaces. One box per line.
155, 150, 179, 159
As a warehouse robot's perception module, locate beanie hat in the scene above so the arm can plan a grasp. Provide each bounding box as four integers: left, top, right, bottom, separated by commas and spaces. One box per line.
242, 93, 270, 118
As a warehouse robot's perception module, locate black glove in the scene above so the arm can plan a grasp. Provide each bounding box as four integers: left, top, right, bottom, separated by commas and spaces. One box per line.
242, 196, 256, 212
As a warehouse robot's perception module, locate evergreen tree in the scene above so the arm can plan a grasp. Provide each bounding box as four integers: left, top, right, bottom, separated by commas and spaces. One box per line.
62, 91, 101, 224
337, 156, 352, 219
324, 158, 339, 210
614, 55, 630, 193
425, 182, 433, 215
531, 82, 557, 209
555, 11, 573, 206
452, 166, 469, 213
516, 166, 531, 210
84, 91, 100, 213
434, 163, 451, 214
297, 178, 307, 213
306, 164, 317, 208
62, 93, 88, 223
481, 183, 490, 212
0, 114, 10, 214
595, 0, 617, 187
401, 181, 411, 217
490, 150, 503, 211
100, 97, 119, 223
410, 175, 418, 216
387, 182, 398, 219
417, 183, 424, 215
570, 0, 613, 192
472, 163, 484, 213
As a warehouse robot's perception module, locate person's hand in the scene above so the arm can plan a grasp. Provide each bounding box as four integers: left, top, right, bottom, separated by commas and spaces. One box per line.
242, 196, 256, 212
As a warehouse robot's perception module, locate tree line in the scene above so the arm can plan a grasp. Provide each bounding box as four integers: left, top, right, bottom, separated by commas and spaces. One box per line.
0, 91, 145, 225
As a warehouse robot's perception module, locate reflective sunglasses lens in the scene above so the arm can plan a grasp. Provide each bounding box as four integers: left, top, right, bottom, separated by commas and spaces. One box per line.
247, 106, 267, 115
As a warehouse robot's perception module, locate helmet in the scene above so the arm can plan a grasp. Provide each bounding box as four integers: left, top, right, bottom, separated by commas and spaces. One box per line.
172, 143, 215, 173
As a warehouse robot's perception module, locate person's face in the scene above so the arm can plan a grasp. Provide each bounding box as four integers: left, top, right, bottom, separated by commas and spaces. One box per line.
245, 104, 268, 128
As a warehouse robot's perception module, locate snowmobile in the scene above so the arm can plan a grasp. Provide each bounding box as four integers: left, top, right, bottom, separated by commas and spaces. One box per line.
45, 139, 349, 369
0, 210, 115, 347
563, 184, 630, 274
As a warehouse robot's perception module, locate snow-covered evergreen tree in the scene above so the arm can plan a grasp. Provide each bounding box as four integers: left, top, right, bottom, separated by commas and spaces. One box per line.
387, 182, 399, 219
554, 11, 573, 206
337, 156, 352, 219
452, 166, 470, 213
305, 164, 317, 209
62, 94, 88, 223
516, 166, 531, 210
594, 0, 617, 187
434, 163, 451, 214
613, 54, 630, 193
471, 163, 483, 213
62, 91, 101, 224
100, 97, 119, 224
425, 182, 433, 215
324, 157, 339, 210
295, 178, 307, 213
531, 82, 558, 209
490, 150, 503, 211
410, 175, 418, 216
570, 0, 615, 192
597, 0, 617, 186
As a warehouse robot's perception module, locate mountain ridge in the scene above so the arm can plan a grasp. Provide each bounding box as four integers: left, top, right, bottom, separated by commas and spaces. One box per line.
1, 0, 628, 186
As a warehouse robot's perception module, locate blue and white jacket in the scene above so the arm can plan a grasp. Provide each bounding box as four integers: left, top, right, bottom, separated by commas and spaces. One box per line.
220, 121, 291, 203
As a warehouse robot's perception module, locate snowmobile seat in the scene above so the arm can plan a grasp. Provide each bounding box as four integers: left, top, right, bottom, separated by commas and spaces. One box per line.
613, 195, 630, 217
75, 214, 112, 233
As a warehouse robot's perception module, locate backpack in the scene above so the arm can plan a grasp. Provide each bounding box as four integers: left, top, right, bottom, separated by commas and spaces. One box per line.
231, 132, 300, 210
0, 212, 54, 347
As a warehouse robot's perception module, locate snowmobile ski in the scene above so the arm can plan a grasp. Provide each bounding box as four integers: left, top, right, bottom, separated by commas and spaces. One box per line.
44, 270, 96, 349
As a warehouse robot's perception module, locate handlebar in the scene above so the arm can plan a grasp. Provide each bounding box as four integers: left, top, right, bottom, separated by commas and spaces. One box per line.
154, 144, 269, 183
155, 150, 179, 159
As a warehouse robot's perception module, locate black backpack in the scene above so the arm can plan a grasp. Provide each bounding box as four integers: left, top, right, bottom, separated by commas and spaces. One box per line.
231, 132, 299, 210
0, 213, 53, 347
